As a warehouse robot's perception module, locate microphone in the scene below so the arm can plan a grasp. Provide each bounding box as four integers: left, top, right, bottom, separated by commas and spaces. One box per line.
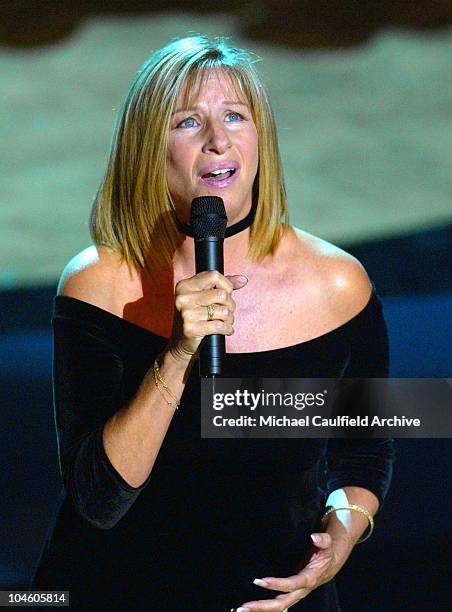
190, 196, 228, 377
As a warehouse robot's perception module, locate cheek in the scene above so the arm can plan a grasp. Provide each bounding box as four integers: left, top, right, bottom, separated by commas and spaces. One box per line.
247, 127, 259, 159
247, 134, 259, 173
167, 140, 194, 172
166, 150, 186, 182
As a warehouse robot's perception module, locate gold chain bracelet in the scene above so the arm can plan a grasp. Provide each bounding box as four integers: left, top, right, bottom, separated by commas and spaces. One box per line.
321, 503, 375, 543
153, 356, 180, 410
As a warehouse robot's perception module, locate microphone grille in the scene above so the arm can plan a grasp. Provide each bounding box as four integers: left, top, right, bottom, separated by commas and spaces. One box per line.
190, 196, 228, 240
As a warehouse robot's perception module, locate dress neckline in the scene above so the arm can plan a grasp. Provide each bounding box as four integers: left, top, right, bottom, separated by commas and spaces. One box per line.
54, 284, 378, 356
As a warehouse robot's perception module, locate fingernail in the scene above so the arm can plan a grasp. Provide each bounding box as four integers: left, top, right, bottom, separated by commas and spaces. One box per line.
253, 578, 269, 586
237, 275, 248, 283
311, 533, 321, 544
237, 608, 251, 612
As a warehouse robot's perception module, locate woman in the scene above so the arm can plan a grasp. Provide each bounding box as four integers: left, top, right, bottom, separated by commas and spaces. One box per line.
32, 35, 395, 611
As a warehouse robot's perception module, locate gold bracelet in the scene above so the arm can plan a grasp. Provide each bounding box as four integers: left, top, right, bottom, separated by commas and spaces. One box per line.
153, 356, 180, 410
321, 503, 375, 543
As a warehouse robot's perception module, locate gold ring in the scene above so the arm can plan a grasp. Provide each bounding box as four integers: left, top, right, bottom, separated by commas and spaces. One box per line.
206, 303, 216, 321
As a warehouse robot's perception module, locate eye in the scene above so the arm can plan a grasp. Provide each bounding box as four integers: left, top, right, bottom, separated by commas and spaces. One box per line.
225, 112, 243, 122
177, 116, 198, 129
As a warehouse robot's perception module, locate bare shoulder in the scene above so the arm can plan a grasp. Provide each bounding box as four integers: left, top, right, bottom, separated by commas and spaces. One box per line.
284, 226, 373, 321
57, 245, 137, 314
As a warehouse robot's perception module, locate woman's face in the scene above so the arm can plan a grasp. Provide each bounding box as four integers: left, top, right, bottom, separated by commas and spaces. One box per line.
166, 70, 259, 224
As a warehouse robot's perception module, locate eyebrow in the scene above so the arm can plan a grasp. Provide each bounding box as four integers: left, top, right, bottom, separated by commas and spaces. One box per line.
172, 101, 249, 115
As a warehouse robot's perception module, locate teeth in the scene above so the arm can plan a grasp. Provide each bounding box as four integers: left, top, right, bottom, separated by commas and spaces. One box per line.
211, 168, 233, 175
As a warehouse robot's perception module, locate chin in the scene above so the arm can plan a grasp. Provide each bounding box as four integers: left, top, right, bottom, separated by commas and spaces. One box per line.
226, 205, 251, 224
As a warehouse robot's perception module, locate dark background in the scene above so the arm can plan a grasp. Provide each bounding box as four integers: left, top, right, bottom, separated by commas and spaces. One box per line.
1, 0, 451, 48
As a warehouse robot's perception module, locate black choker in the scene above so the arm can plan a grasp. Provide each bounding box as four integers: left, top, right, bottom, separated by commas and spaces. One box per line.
174, 196, 257, 238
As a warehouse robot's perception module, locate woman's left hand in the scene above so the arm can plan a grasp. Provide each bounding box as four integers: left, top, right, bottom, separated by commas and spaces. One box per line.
234, 532, 353, 611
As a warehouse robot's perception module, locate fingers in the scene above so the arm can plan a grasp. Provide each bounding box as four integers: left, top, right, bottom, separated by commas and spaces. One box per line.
310, 533, 332, 548
177, 270, 247, 294
253, 572, 314, 594
234, 533, 335, 611
226, 274, 249, 290
195, 288, 236, 311
175, 290, 234, 326
235, 587, 310, 611
170, 271, 247, 361
175, 271, 245, 330
248, 535, 335, 600
175, 288, 228, 312
175, 271, 247, 311
252, 572, 319, 595
183, 316, 234, 339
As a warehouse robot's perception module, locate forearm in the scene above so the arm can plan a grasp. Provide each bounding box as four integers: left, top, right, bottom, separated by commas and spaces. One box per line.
323, 486, 379, 554
102, 349, 192, 488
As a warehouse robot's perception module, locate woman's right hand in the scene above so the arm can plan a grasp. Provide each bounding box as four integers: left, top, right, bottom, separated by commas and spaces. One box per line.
168, 270, 248, 365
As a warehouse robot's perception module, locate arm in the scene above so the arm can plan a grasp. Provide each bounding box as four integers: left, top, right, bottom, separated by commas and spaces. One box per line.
319, 281, 395, 550
323, 281, 395, 523
55, 251, 245, 529
100, 270, 246, 489
236, 269, 396, 611
52, 297, 187, 529
319, 486, 380, 568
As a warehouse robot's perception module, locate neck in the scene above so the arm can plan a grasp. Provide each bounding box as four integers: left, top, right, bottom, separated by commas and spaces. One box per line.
172, 226, 252, 277
174, 193, 257, 236
172, 196, 257, 275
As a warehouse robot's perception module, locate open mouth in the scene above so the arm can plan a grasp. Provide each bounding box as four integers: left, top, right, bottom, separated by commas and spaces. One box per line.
201, 168, 237, 181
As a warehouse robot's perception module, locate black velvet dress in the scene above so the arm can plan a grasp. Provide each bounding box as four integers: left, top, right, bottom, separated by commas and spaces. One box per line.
31, 287, 395, 611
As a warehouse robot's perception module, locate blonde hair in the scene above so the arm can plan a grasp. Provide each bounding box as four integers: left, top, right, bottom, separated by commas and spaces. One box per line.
89, 35, 289, 273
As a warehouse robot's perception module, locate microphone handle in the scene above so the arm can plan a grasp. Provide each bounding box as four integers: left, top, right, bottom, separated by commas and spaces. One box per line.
195, 237, 225, 377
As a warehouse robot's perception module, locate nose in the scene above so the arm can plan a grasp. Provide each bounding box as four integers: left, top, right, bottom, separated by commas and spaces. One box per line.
202, 120, 232, 155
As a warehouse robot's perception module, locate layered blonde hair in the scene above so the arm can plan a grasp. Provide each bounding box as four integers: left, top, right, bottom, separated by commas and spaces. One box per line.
89, 35, 289, 272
